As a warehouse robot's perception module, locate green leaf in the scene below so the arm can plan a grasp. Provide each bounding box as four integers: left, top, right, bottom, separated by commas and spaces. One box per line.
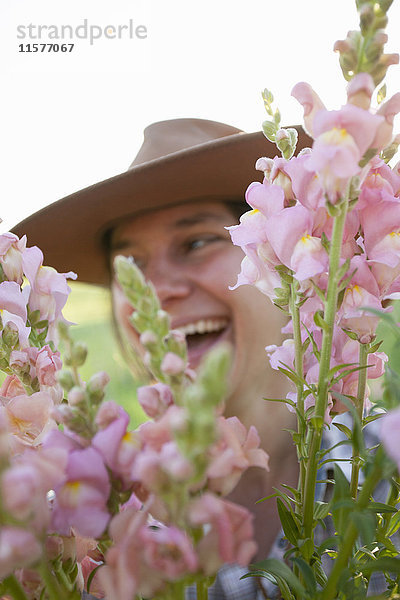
368, 339, 383, 354
387, 511, 400, 537
314, 501, 330, 520
87, 563, 103, 593
313, 310, 330, 332
332, 464, 352, 536
262, 120, 278, 142
249, 558, 307, 598
276, 498, 300, 546
333, 421, 353, 439
277, 366, 304, 388
361, 556, 400, 575
359, 147, 378, 168
362, 413, 383, 428
317, 536, 339, 554
350, 509, 377, 545
263, 397, 296, 408
273, 108, 281, 125
367, 501, 398, 514
327, 361, 358, 380
291, 557, 317, 595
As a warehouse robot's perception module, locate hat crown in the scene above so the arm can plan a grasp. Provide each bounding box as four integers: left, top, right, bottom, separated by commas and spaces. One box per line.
129, 118, 243, 168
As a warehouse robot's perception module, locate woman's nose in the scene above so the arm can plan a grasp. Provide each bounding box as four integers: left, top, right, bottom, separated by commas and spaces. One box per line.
145, 260, 192, 306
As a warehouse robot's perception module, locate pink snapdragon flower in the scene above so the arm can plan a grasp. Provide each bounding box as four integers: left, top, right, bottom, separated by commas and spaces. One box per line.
92, 406, 140, 487
1, 447, 67, 532
305, 105, 384, 201
284, 153, 325, 210
81, 555, 105, 599
0, 233, 27, 284
0, 311, 30, 348
34, 345, 63, 386
0, 527, 42, 579
140, 525, 198, 580
255, 156, 296, 203
206, 416, 269, 495
291, 81, 326, 137
346, 73, 375, 110
188, 493, 257, 575
0, 391, 57, 453
227, 208, 282, 298
22, 245, 76, 338
0, 281, 28, 322
51, 446, 111, 538
264, 205, 329, 281
99, 507, 165, 600
361, 201, 400, 268
0, 374, 26, 398
245, 180, 285, 216
131, 441, 194, 493
357, 156, 400, 209
137, 405, 186, 451
137, 383, 174, 419
337, 255, 384, 342
371, 92, 400, 150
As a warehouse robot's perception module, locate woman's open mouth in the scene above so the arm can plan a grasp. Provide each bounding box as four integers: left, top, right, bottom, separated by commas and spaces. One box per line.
175, 318, 231, 368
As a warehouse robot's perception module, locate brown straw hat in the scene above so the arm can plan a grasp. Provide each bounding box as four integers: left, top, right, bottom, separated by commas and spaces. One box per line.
12, 118, 311, 285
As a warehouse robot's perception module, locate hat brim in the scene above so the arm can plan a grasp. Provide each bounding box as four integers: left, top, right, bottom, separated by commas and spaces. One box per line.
12, 127, 311, 285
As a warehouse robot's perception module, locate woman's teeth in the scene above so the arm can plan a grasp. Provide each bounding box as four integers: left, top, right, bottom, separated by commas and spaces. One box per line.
176, 318, 228, 336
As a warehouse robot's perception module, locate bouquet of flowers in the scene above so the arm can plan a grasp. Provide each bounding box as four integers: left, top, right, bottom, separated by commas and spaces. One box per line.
2, 1, 400, 599
0, 237, 270, 600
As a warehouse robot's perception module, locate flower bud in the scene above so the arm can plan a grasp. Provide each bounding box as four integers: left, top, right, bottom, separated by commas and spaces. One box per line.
45, 535, 64, 560
137, 383, 174, 419
87, 371, 110, 404
156, 310, 170, 337
139, 330, 158, 349
65, 341, 88, 367
51, 404, 74, 424
347, 73, 374, 109
9, 350, 29, 374
255, 157, 274, 175
68, 386, 86, 407
165, 330, 187, 358
56, 369, 75, 392
1, 246, 24, 284
2, 322, 19, 349
95, 400, 121, 429
359, 3, 375, 33
161, 352, 186, 376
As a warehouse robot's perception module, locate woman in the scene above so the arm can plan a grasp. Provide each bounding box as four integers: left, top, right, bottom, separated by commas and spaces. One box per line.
13, 118, 311, 597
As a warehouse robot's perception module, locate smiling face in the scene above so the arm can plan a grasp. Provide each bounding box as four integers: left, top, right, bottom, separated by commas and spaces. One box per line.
110, 200, 288, 415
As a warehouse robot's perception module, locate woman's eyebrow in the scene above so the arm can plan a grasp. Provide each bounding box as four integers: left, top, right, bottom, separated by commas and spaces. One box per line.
173, 212, 227, 228
109, 238, 135, 251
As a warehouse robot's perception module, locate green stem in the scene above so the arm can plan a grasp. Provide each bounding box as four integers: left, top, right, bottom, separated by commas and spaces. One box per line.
321, 450, 383, 600
2, 575, 29, 600
303, 198, 349, 540
289, 283, 307, 505
350, 343, 368, 499
378, 477, 400, 539
196, 580, 209, 600
37, 560, 72, 600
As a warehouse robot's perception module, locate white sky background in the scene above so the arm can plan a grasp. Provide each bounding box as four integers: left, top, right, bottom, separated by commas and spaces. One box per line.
1, 0, 400, 233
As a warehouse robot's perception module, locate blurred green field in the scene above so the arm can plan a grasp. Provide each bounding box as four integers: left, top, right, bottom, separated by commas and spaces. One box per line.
63, 282, 147, 428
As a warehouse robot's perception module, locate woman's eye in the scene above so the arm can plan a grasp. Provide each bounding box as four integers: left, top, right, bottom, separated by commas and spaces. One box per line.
187, 236, 220, 252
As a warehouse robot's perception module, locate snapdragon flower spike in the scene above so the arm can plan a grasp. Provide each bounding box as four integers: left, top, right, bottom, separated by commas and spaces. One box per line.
114, 255, 188, 396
